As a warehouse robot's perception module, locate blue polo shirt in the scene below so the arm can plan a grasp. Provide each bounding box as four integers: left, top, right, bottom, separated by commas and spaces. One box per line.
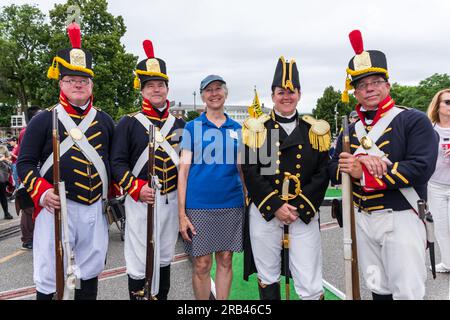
181, 112, 244, 209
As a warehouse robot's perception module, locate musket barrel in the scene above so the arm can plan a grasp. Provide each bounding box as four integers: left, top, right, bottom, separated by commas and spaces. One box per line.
52, 110, 64, 300
341, 116, 361, 300
145, 124, 156, 299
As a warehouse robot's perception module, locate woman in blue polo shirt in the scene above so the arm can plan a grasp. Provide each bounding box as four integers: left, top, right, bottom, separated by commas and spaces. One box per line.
178, 75, 245, 300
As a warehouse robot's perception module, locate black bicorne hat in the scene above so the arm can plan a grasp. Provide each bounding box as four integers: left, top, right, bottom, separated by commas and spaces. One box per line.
271, 56, 300, 92
47, 22, 94, 80
134, 40, 169, 89
342, 30, 389, 102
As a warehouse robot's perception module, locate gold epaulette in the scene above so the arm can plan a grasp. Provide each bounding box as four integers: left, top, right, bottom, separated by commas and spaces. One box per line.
302, 115, 331, 152
93, 106, 102, 111
242, 114, 271, 150
46, 104, 58, 112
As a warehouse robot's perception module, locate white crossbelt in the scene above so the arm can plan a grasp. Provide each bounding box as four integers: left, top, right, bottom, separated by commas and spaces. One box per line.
39, 104, 108, 199
354, 106, 421, 212
132, 113, 179, 177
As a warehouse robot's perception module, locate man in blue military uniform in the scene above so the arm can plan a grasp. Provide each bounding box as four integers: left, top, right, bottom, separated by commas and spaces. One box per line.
329, 30, 438, 299
110, 39, 185, 300
17, 22, 115, 300
242, 56, 331, 300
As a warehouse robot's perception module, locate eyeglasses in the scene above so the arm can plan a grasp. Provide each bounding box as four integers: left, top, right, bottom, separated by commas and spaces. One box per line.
355, 80, 386, 91
61, 79, 90, 86
440, 99, 450, 106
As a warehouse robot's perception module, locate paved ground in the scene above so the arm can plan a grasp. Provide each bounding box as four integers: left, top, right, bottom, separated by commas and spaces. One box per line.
0, 200, 448, 300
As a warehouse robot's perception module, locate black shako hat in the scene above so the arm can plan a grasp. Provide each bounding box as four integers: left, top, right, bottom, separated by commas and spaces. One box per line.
47, 22, 94, 80
134, 40, 168, 89
271, 56, 300, 92
342, 30, 389, 102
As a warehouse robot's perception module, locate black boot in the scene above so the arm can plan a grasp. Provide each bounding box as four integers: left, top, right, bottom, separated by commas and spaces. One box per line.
4, 212, 13, 220
74, 277, 98, 300
128, 276, 145, 300
36, 291, 54, 300
258, 280, 281, 300
372, 292, 393, 300
156, 265, 171, 300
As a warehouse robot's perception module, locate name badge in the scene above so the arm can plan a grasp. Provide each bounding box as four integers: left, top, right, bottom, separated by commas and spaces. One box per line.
229, 130, 238, 140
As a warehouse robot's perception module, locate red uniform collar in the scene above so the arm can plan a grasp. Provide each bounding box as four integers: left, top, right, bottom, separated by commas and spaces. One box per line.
142, 99, 169, 119
59, 91, 93, 116
356, 95, 395, 127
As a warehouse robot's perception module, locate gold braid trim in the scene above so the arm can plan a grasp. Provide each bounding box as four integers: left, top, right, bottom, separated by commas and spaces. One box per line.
257, 191, 278, 211
299, 193, 317, 213
133, 69, 169, 89
341, 67, 389, 103
47, 56, 94, 80
280, 56, 295, 91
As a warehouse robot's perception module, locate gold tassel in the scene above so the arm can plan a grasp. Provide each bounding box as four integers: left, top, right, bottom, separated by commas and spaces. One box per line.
342, 90, 349, 103
242, 125, 267, 150
133, 75, 140, 89
47, 58, 59, 80
342, 77, 352, 103
309, 129, 331, 152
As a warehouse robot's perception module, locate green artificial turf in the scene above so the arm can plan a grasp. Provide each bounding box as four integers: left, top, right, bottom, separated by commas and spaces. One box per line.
210, 252, 341, 300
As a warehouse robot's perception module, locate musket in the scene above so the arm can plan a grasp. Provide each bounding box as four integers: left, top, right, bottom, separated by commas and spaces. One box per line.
280, 172, 301, 300
418, 199, 436, 279
341, 116, 361, 300
134, 124, 157, 300
52, 110, 65, 300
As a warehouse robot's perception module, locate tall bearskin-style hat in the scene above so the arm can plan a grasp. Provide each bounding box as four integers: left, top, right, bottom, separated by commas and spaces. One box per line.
133, 40, 169, 89
342, 30, 388, 102
271, 56, 300, 92
47, 22, 94, 80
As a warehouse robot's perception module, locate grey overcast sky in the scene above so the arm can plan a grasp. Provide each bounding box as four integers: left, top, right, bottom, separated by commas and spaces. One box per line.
2, 0, 450, 113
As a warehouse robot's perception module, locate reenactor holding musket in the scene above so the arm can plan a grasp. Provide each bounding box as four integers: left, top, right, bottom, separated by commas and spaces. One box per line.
17, 22, 115, 300
242, 56, 331, 300
110, 39, 185, 300
328, 30, 438, 299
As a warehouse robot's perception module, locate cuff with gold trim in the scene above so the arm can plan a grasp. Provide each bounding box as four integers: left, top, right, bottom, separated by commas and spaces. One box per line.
128, 179, 147, 202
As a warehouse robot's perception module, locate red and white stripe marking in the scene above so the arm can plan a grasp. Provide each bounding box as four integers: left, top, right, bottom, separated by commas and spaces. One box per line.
0, 253, 189, 300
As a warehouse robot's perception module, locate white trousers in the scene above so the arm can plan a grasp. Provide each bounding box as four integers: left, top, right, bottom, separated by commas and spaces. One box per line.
249, 204, 323, 300
356, 208, 427, 299
428, 181, 450, 268
124, 190, 179, 289
33, 199, 108, 295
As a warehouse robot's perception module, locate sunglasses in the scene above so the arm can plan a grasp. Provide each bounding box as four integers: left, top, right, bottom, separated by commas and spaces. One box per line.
442, 100, 450, 106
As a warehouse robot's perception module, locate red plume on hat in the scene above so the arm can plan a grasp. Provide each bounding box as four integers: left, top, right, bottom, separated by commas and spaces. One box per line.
67, 22, 81, 49
349, 30, 364, 54
143, 40, 155, 58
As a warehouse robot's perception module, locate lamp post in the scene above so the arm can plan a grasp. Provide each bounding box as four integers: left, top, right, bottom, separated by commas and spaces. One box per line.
334, 102, 339, 137
193, 91, 196, 112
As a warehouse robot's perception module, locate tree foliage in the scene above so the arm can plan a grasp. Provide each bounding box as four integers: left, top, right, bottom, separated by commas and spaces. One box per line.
0, 4, 50, 111
0, 0, 139, 121
391, 73, 450, 112
186, 110, 200, 121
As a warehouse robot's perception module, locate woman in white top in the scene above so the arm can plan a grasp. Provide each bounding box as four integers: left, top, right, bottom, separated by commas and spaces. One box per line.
427, 88, 450, 273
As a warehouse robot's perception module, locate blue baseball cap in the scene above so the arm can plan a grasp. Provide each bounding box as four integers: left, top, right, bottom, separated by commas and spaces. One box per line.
200, 74, 226, 92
